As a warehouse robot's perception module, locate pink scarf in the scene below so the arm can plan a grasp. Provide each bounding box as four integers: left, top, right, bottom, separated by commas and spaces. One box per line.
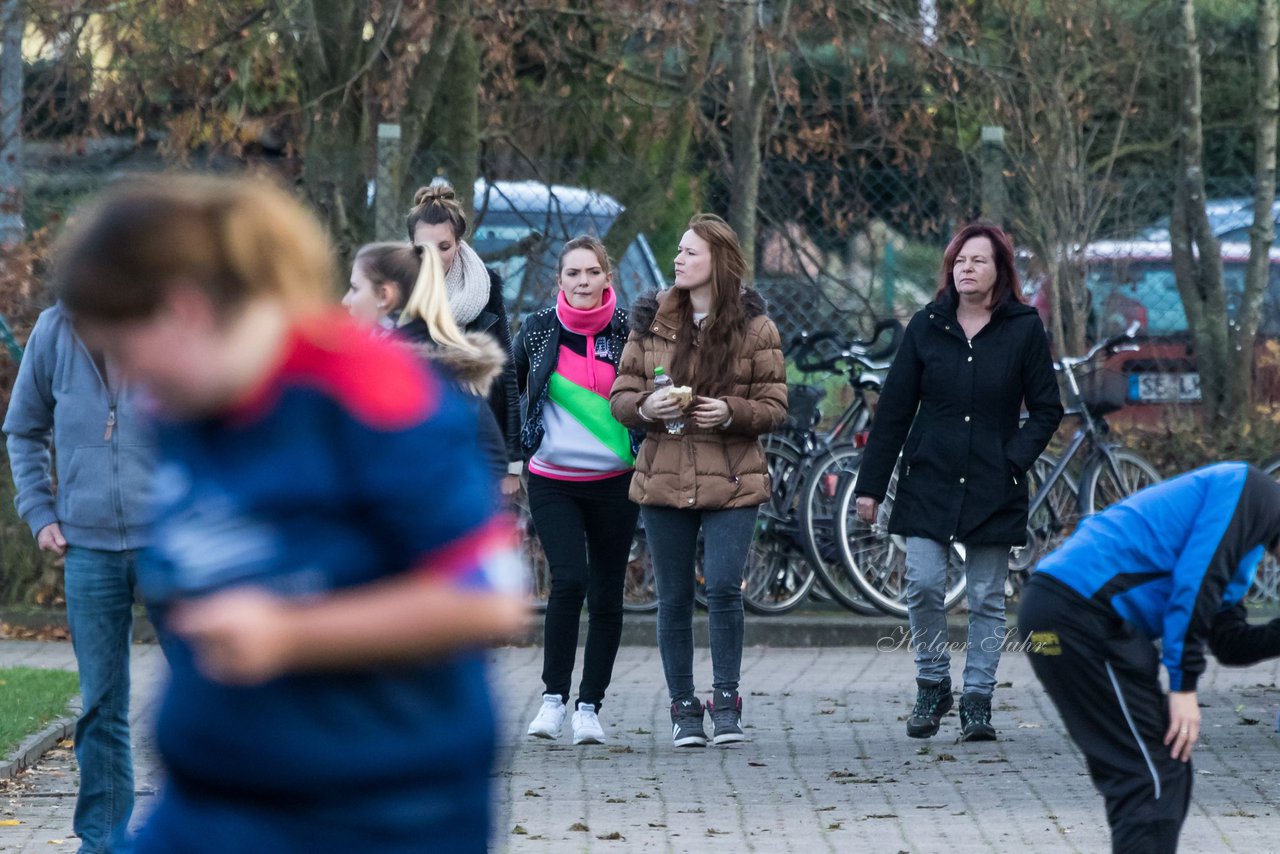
556, 287, 617, 335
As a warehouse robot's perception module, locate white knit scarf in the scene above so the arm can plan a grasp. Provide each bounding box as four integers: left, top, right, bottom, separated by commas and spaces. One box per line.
446, 241, 492, 327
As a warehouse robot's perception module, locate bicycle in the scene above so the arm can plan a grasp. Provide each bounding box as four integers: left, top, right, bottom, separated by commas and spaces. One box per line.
743, 322, 901, 615
833, 321, 1162, 618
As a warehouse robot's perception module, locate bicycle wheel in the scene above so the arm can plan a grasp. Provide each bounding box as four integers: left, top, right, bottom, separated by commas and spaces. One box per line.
742, 442, 817, 615
1009, 452, 1079, 575
513, 494, 552, 610
833, 461, 967, 618
1248, 456, 1280, 604
1079, 448, 1162, 516
796, 444, 886, 615
623, 527, 658, 612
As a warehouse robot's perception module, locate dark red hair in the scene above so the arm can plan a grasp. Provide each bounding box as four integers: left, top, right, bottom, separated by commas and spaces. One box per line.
934, 222, 1025, 307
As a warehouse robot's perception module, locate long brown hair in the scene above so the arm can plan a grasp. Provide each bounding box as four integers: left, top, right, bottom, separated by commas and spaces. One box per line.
934, 221, 1025, 308
669, 213, 750, 397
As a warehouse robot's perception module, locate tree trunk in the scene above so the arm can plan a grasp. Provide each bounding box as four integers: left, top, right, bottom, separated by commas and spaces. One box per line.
0, 0, 24, 246
726, 0, 766, 278
602, 9, 718, 272
1234, 0, 1280, 415
293, 0, 372, 265
396, 0, 469, 209
428, 23, 479, 228
1171, 0, 1231, 426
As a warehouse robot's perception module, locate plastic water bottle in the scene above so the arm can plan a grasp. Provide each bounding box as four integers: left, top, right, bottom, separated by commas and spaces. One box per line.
653, 366, 685, 435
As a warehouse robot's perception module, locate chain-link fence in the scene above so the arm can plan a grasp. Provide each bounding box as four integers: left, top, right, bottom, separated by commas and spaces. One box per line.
398, 138, 978, 347
18, 137, 1280, 358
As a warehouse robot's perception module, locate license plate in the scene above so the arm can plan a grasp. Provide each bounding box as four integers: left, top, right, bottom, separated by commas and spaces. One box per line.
1129, 372, 1201, 402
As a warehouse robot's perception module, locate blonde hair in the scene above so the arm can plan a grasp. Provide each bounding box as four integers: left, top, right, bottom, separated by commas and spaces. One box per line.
397, 244, 487, 388
55, 173, 334, 321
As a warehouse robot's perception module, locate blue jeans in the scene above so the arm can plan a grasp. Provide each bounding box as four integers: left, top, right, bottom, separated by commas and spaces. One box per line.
64, 547, 138, 854
904, 538, 1009, 696
641, 505, 757, 702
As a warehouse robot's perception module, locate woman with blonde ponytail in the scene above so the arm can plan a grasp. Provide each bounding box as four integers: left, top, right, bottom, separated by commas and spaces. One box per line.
346, 240, 508, 482
408, 181, 522, 496
398, 239, 484, 367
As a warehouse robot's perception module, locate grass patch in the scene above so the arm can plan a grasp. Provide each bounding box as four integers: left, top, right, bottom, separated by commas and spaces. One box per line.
0, 666, 79, 755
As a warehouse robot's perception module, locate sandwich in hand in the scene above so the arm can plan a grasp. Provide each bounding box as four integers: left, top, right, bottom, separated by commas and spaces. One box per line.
668, 385, 694, 409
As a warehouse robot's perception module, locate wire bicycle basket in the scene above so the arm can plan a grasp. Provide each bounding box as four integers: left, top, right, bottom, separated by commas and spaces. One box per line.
782, 383, 825, 432
1074, 364, 1128, 416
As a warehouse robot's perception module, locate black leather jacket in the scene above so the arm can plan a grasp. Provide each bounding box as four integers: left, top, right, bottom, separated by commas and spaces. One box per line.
513, 303, 638, 460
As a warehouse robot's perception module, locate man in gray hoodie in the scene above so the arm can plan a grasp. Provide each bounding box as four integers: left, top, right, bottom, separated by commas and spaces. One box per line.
4, 302, 154, 854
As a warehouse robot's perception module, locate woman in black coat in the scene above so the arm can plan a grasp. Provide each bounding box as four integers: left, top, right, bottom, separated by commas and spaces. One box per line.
408, 182, 523, 497
854, 221, 1063, 743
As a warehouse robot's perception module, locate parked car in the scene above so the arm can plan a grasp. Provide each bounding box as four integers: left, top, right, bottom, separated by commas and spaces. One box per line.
1026, 239, 1280, 421
467, 179, 665, 322
1138, 196, 1280, 246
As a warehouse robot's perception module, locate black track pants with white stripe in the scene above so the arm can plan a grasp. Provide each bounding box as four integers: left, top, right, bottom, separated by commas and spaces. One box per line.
1019, 574, 1192, 854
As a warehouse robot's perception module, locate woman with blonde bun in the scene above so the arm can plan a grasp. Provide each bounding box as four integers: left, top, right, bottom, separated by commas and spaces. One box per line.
408, 182, 522, 496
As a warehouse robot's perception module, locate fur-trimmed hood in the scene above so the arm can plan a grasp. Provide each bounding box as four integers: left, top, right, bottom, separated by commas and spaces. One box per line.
406, 330, 508, 397
629, 287, 769, 334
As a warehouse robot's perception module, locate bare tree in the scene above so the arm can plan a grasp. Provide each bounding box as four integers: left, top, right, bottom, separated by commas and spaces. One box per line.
1170, 0, 1230, 425
288, 0, 473, 259
965, 0, 1147, 357
1167, 0, 1276, 428
724, 0, 794, 278
1237, 0, 1280, 413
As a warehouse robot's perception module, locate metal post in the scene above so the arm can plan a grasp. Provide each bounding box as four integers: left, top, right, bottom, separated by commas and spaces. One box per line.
375, 123, 402, 241
0, 0, 26, 246
883, 240, 897, 315
980, 125, 1007, 228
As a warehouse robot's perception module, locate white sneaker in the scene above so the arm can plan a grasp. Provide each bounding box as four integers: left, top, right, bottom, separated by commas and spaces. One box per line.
527, 693, 566, 739
572, 703, 606, 745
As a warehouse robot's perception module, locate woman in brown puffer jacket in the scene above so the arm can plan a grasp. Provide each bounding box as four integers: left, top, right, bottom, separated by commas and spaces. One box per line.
610, 213, 786, 749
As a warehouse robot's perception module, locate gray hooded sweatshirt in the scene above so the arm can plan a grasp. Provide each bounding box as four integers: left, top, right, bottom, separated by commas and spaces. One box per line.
4, 304, 154, 551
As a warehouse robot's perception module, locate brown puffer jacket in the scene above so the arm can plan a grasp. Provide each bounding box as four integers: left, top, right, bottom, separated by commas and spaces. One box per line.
609, 289, 787, 509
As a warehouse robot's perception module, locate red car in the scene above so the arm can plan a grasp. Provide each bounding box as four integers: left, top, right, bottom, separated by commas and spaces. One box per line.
1025, 239, 1280, 427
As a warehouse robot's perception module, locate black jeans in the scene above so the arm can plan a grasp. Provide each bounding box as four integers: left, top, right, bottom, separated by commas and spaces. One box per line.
527, 472, 640, 710
1020, 573, 1192, 854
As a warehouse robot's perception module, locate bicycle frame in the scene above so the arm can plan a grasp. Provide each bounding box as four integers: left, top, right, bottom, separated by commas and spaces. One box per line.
1028, 321, 1141, 522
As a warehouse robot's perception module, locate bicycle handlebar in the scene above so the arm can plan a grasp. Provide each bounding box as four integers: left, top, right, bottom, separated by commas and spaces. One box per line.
1055, 319, 1141, 373
789, 318, 903, 373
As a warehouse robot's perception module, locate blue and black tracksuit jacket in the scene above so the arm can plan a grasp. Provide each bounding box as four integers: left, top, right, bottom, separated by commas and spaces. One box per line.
1037, 462, 1280, 691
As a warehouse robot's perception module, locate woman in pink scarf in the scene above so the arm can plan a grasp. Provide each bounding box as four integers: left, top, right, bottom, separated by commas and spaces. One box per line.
514, 236, 641, 746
